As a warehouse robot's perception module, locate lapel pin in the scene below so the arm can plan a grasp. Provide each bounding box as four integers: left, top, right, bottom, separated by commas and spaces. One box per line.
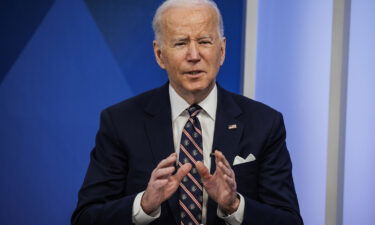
228, 124, 237, 130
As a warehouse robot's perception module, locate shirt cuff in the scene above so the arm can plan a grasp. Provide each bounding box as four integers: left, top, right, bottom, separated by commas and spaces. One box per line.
217, 193, 245, 225
132, 191, 161, 225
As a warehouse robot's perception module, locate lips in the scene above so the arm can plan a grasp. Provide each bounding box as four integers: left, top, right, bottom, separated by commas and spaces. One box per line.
184, 70, 205, 75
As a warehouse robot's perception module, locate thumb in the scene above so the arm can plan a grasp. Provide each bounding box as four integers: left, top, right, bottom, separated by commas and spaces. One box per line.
174, 163, 192, 182
196, 161, 211, 181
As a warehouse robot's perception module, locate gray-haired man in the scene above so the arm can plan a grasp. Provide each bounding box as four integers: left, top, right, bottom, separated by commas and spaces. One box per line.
72, 1, 303, 224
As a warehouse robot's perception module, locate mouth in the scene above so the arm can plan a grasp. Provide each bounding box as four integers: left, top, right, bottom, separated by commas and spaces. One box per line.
183, 70, 205, 76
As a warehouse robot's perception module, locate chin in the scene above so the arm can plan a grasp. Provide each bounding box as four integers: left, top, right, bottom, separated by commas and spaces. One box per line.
184, 82, 214, 94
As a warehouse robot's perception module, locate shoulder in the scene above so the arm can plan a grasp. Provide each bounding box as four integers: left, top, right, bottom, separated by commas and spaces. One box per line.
102, 84, 168, 118
105, 88, 156, 115
220, 87, 281, 119
219, 87, 286, 145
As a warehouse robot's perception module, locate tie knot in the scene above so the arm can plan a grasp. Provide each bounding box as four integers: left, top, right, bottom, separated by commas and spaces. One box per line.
187, 104, 202, 117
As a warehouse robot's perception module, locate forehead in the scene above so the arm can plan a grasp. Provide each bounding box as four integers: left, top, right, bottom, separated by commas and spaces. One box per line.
161, 5, 218, 38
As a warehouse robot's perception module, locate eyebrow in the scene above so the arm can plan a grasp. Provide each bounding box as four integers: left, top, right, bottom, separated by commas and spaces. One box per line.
197, 37, 214, 41
197, 35, 213, 40
172, 38, 189, 42
171, 36, 213, 42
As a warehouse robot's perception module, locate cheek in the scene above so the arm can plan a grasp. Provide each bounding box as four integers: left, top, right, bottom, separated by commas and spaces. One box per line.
164, 54, 184, 71
205, 48, 222, 63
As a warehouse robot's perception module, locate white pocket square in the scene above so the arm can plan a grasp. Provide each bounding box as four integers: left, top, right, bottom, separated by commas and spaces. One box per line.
233, 153, 256, 166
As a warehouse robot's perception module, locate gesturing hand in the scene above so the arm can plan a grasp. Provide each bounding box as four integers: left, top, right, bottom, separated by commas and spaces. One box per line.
196, 150, 240, 214
141, 153, 192, 214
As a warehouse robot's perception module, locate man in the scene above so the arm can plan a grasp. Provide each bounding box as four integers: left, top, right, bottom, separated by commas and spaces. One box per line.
72, 0, 303, 224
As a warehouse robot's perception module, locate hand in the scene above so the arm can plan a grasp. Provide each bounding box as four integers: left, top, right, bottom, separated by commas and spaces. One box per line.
196, 150, 240, 214
141, 153, 192, 214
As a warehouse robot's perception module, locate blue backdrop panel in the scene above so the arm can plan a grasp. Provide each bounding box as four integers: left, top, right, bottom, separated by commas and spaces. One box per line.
343, 1, 375, 225
0, 0, 245, 225
255, 1, 333, 224
214, 0, 245, 93
0, 0, 133, 224
0, 0, 55, 84
84, 0, 167, 95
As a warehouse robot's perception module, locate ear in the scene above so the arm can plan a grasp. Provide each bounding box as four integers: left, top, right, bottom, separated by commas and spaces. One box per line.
153, 40, 166, 69
219, 37, 226, 66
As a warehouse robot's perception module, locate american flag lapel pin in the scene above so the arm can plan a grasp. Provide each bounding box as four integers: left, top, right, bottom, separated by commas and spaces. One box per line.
228, 124, 237, 130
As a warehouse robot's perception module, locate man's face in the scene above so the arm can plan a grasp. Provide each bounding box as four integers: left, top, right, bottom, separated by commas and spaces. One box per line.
153, 5, 226, 99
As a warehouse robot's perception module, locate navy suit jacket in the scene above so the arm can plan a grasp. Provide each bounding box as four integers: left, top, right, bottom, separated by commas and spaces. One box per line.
72, 83, 303, 225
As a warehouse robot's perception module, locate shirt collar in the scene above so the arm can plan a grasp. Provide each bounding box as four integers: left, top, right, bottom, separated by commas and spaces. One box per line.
169, 84, 217, 121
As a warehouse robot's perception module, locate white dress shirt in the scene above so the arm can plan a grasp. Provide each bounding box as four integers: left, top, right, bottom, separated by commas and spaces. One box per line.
132, 84, 244, 225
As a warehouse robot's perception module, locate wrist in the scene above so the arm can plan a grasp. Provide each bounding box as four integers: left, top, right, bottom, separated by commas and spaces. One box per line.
220, 194, 240, 215
140, 191, 157, 215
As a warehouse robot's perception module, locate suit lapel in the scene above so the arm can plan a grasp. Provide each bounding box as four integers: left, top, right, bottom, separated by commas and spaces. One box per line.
144, 84, 174, 164
206, 85, 243, 225
143, 83, 180, 224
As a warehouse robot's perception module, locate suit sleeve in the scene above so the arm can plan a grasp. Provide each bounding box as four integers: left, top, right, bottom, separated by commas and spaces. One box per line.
71, 109, 136, 225
241, 112, 304, 225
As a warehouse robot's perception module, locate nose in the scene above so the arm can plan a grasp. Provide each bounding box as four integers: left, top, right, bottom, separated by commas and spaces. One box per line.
186, 42, 201, 63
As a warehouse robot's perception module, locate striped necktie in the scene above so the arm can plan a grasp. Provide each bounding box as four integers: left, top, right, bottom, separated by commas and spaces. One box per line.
178, 104, 204, 225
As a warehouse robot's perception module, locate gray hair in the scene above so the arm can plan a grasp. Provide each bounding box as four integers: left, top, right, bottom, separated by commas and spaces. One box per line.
152, 0, 224, 42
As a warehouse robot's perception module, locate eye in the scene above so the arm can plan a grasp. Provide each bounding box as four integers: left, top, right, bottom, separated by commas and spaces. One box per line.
174, 42, 186, 47
199, 40, 213, 45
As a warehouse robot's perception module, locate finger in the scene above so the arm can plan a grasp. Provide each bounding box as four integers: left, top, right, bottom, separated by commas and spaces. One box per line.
214, 151, 224, 176
157, 153, 177, 169
214, 150, 220, 172
224, 174, 237, 190
172, 163, 192, 182
219, 160, 235, 178
151, 179, 169, 190
218, 161, 233, 178
196, 161, 211, 181
153, 166, 175, 179
217, 165, 232, 189
215, 151, 235, 178
216, 150, 231, 169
